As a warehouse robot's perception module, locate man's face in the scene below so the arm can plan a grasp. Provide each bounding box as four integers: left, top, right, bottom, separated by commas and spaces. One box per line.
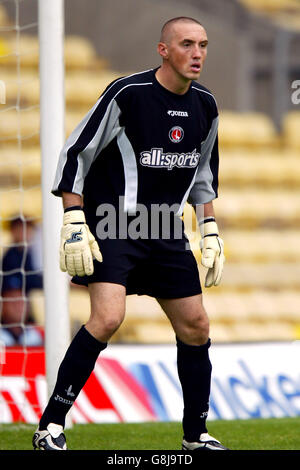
11, 221, 34, 244
161, 22, 208, 82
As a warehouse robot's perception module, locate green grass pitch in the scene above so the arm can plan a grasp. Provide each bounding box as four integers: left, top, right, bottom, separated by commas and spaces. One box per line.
0, 417, 300, 450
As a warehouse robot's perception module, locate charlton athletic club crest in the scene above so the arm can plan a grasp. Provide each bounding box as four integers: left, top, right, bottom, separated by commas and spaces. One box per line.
169, 126, 184, 143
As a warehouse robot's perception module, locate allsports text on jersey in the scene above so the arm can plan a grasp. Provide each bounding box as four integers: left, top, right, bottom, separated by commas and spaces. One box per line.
140, 148, 200, 170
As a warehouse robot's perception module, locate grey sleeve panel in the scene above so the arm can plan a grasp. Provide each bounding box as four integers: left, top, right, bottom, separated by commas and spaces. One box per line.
72, 100, 122, 195
117, 128, 138, 215
52, 98, 122, 196
187, 116, 219, 206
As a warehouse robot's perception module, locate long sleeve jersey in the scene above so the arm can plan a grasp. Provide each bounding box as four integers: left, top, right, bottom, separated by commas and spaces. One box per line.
52, 68, 219, 217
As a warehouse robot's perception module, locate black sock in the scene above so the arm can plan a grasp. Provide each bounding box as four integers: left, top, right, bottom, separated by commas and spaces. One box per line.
39, 325, 107, 430
176, 337, 212, 442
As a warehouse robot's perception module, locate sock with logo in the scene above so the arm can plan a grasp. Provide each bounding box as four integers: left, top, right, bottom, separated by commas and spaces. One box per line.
176, 337, 212, 442
39, 325, 107, 430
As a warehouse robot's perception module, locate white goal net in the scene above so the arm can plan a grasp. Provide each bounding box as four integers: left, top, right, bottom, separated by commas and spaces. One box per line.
0, 0, 70, 424
0, 0, 44, 423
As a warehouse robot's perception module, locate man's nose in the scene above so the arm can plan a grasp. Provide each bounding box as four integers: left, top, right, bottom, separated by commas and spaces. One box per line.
192, 45, 202, 58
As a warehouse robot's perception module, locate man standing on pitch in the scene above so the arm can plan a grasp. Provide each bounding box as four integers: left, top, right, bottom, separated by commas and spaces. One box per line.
33, 17, 227, 451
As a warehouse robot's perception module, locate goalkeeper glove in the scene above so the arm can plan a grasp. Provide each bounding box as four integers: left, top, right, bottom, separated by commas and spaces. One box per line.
60, 207, 102, 277
200, 217, 225, 288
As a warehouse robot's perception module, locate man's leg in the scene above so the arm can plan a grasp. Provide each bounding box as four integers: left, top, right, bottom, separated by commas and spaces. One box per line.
38, 283, 126, 431
157, 295, 212, 441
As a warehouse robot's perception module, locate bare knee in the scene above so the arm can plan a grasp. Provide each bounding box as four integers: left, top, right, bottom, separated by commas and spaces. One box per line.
85, 283, 126, 342
178, 313, 210, 346
98, 314, 124, 339
85, 309, 124, 342
159, 295, 210, 346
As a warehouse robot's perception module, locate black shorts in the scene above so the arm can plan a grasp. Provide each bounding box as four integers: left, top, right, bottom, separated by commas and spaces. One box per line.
72, 235, 202, 299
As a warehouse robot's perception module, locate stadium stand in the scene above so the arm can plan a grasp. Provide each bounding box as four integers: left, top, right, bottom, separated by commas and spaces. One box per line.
282, 111, 300, 149
237, 0, 300, 31
238, 0, 300, 15
1, 2, 300, 344
218, 112, 280, 148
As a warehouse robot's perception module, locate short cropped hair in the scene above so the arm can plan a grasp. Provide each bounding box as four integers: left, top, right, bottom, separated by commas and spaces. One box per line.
160, 17, 203, 43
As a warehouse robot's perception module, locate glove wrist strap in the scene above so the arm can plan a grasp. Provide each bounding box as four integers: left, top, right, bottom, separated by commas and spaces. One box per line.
63, 208, 86, 225
199, 218, 219, 238
64, 205, 83, 213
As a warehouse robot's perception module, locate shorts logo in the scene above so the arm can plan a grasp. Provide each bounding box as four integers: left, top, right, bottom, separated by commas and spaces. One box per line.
169, 126, 184, 143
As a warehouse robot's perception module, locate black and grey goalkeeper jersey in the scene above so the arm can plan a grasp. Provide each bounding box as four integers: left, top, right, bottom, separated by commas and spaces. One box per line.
52, 68, 219, 216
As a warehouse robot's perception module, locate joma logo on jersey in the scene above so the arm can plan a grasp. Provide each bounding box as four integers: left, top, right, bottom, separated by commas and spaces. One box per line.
140, 148, 200, 170
167, 110, 189, 117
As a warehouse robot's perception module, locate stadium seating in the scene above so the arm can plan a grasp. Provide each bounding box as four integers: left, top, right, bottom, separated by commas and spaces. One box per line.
0, 34, 108, 70
0, 187, 42, 220
0, 147, 41, 187
237, 0, 300, 33
218, 112, 279, 148
0, 107, 40, 145
238, 0, 300, 14
282, 111, 300, 149
219, 149, 300, 188
64, 71, 121, 109
213, 189, 300, 229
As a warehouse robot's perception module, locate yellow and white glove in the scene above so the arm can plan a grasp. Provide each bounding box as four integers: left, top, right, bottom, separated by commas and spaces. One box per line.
200, 217, 225, 288
60, 207, 102, 277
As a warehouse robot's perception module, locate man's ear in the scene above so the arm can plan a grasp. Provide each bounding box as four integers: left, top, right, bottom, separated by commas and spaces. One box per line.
157, 42, 169, 59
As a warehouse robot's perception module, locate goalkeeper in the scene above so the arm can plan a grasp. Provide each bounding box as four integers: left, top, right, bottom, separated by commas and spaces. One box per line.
33, 16, 227, 451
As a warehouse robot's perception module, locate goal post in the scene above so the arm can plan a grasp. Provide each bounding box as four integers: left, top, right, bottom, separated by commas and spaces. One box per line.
38, 0, 71, 420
